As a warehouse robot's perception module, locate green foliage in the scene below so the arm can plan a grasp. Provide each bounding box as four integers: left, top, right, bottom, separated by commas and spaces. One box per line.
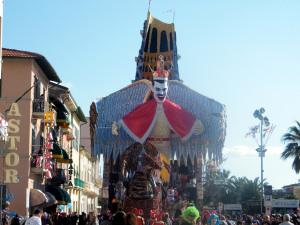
203, 169, 264, 214
281, 121, 300, 173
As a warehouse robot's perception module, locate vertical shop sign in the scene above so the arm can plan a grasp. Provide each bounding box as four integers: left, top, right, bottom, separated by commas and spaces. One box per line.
4, 103, 21, 183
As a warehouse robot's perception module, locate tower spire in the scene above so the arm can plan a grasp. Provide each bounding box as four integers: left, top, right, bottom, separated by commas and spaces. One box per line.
147, 0, 152, 12
135, 13, 180, 81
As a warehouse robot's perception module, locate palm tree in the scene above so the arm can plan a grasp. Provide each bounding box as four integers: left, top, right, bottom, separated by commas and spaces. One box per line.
281, 121, 300, 173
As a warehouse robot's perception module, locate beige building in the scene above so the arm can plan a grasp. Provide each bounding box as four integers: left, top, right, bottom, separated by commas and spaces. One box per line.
0, 48, 61, 216
79, 118, 102, 213
48, 83, 87, 213
0, 48, 89, 216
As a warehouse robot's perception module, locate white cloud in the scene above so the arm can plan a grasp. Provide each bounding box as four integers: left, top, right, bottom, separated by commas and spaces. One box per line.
223, 145, 283, 157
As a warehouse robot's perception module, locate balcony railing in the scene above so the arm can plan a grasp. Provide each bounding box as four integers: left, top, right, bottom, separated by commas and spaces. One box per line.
33, 98, 45, 113
74, 177, 85, 188
32, 98, 50, 119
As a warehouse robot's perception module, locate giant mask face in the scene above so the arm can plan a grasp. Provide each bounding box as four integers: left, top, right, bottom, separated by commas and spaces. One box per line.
153, 79, 168, 103
152, 55, 169, 103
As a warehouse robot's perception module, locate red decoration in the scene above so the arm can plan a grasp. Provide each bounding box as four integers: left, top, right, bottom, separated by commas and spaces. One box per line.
121, 99, 197, 143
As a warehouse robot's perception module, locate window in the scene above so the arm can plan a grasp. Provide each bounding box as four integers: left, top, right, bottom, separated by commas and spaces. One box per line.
160, 31, 168, 52
72, 126, 79, 150
34, 77, 41, 99
150, 27, 158, 53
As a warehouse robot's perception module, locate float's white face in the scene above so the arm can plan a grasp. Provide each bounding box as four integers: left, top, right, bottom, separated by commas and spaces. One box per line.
153, 80, 168, 103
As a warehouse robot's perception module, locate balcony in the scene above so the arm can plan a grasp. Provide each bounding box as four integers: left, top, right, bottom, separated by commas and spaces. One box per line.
32, 98, 46, 118
83, 182, 98, 197
62, 127, 75, 141
74, 177, 85, 189
56, 111, 70, 128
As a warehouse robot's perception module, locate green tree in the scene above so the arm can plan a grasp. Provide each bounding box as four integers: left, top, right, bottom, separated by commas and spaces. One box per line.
203, 169, 263, 214
281, 121, 300, 173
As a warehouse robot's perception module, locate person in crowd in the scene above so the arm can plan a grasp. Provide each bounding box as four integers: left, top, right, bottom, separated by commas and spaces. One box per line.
79, 212, 88, 225
100, 213, 111, 225
1, 201, 11, 225
220, 215, 228, 225
244, 215, 253, 225
25, 209, 43, 225
162, 212, 172, 225
126, 213, 137, 225
69, 212, 78, 225
262, 215, 271, 225
10, 214, 21, 225
87, 212, 99, 225
279, 214, 294, 225
112, 211, 126, 225
41, 212, 52, 225
207, 214, 220, 225
181, 205, 200, 225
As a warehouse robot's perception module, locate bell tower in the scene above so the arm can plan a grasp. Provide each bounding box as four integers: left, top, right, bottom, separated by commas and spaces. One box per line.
135, 12, 180, 81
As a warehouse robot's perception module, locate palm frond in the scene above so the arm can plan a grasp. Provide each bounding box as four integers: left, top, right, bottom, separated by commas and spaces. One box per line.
282, 133, 300, 143
288, 126, 300, 138
281, 143, 299, 160
292, 156, 300, 174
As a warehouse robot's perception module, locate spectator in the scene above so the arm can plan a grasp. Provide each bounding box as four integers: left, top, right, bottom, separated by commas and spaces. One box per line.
87, 212, 99, 225
162, 212, 172, 225
41, 212, 52, 225
279, 214, 294, 225
1, 201, 10, 225
79, 212, 87, 225
112, 211, 126, 225
25, 209, 43, 225
11, 214, 21, 225
181, 206, 200, 225
126, 213, 137, 225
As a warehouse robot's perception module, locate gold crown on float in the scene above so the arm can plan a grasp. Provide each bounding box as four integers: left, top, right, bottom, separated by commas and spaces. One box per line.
152, 55, 169, 80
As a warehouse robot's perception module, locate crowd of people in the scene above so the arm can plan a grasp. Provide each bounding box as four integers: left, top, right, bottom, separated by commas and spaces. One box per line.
2, 200, 300, 225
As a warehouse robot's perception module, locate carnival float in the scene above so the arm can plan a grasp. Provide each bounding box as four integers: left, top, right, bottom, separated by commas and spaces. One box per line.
90, 12, 227, 217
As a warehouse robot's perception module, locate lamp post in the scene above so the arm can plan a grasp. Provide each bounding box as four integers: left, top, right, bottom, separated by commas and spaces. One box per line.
253, 107, 270, 215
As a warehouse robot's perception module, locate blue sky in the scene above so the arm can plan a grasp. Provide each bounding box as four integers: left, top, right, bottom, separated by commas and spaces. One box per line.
3, 0, 300, 189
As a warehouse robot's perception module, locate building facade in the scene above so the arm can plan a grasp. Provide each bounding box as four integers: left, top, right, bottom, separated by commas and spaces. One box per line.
0, 48, 89, 216
79, 118, 102, 214
0, 48, 61, 216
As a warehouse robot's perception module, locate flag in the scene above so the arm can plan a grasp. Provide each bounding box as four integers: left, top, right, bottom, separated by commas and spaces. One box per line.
245, 125, 259, 138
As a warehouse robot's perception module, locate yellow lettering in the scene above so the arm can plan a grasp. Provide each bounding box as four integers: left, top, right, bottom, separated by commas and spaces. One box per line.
7, 103, 21, 117
8, 119, 20, 133
5, 152, 20, 166
4, 169, 19, 183
7, 136, 20, 150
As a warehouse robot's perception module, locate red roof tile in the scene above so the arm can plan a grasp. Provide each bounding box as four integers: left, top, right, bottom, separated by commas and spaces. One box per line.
2, 48, 61, 83
2, 48, 42, 58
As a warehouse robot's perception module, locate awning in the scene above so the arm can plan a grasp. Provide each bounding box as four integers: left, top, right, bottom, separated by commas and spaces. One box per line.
30, 189, 47, 207
45, 185, 71, 205
49, 97, 68, 114
51, 143, 72, 163
50, 168, 67, 185
56, 149, 72, 164
45, 192, 58, 207
51, 143, 63, 159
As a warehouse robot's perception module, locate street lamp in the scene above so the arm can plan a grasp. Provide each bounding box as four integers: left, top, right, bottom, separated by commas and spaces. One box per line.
253, 107, 270, 215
